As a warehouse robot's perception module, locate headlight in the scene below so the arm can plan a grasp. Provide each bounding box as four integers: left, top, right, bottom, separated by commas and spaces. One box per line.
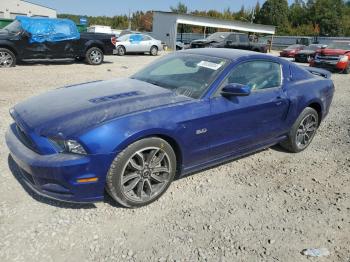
339, 55, 349, 62
50, 138, 87, 155
65, 140, 87, 154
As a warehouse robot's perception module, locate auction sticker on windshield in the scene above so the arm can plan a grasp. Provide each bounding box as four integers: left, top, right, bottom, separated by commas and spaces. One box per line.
197, 61, 223, 70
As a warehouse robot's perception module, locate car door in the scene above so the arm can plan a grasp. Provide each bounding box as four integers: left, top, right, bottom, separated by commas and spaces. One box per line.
208, 60, 290, 158
19, 31, 48, 59
237, 34, 249, 50
139, 35, 153, 52
225, 34, 239, 49
44, 22, 75, 58
128, 34, 143, 52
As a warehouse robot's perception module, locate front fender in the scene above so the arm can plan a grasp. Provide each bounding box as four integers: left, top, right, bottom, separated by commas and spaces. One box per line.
78, 113, 182, 155
0, 40, 19, 55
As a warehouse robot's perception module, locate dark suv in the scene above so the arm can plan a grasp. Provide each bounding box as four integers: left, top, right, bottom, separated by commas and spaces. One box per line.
0, 17, 116, 68
190, 32, 268, 53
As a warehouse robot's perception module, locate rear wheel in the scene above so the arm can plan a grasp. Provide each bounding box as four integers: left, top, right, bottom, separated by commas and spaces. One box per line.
150, 46, 158, 56
0, 48, 16, 68
280, 107, 319, 153
85, 47, 104, 65
106, 137, 176, 208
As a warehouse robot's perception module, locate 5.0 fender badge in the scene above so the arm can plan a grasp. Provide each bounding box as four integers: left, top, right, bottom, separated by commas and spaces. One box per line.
196, 128, 208, 135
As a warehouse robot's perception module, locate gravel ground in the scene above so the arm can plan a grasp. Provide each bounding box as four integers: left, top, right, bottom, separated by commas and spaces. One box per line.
0, 53, 349, 262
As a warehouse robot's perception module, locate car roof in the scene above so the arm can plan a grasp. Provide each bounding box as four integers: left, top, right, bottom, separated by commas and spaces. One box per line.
179, 48, 274, 61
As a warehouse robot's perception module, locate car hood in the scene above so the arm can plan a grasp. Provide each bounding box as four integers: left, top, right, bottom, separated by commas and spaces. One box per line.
319, 48, 348, 56
12, 78, 191, 138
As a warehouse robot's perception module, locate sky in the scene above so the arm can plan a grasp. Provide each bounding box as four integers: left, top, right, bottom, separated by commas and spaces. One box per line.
28, 0, 294, 17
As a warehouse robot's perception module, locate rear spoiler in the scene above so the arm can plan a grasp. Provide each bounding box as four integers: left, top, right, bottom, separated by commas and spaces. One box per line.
303, 66, 331, 79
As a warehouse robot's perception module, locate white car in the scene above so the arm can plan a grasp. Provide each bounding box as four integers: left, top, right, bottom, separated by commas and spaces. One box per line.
114, 34, 163, 56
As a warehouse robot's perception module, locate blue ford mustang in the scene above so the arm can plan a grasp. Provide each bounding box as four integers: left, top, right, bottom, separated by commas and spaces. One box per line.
6, 49, 334, 207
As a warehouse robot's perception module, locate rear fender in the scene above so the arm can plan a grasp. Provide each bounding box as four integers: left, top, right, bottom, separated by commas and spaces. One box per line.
84, 40, 105, 54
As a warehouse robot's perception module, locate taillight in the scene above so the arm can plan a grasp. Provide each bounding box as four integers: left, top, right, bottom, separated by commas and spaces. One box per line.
111, 37, 117, 45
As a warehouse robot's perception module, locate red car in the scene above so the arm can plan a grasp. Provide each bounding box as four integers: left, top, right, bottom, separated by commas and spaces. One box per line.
280, 44, 305, 58
310, 41, 350, 74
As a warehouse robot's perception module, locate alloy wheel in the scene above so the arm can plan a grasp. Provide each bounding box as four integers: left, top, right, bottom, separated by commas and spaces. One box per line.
89, 50, 102, 64
0, 51, 14, 67
295, 114, 318, 149
121, 147, 171, 202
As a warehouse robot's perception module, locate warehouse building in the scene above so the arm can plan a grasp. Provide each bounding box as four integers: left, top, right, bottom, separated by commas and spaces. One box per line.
153, 11, 276, 50
0, 0, 56, 19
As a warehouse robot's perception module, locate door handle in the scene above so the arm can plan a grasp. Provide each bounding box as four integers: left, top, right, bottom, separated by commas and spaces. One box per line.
275, 97, 284, 106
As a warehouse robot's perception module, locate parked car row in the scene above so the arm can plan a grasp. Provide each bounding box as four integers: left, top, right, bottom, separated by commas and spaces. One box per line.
189, 32, 269, 53
281, 41, 350, 74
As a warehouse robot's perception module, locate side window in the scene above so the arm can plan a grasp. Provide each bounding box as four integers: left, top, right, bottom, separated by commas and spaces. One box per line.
239, 34, 247, 43
129, 34, 143, 43
143, 35, 152, 41
227, 34, 237, 42
221, 60, 282, 91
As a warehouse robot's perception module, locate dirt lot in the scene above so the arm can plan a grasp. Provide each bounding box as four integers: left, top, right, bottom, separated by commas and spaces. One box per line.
0, 53, 349, 262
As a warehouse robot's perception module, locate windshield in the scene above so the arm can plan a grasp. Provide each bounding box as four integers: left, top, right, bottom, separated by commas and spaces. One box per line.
327, 42, 350, 50
2, 20, 22, 34
305, 45, 321, 51
132, 53, 228, 99
286, 44, 302, 50
207, 32, 230, 42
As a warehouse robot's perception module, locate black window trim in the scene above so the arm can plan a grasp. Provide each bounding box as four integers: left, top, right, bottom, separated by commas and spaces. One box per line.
212, 59, 284, 98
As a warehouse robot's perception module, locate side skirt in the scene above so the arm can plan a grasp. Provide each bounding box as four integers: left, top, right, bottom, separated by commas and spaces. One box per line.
180, 135, 287, 177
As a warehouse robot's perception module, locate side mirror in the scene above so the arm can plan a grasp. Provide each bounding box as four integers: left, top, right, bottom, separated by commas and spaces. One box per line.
22, 30, 31, 38
226, 40, 233, 46
221, 83, 251, 97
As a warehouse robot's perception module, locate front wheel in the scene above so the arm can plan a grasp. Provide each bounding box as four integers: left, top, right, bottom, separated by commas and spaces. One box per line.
116, 45, 126, 56
0, 48, 16, 68
85, 47, 104, 65
280, 107, 319, 153
106, 138, 176, 208
342, 63, 350, 74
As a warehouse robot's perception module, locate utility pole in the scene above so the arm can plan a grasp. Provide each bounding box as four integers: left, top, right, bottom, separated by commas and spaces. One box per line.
128, 9, 131, 30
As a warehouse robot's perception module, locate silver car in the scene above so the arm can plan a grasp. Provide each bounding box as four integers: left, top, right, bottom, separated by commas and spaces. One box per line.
114, 34, 163, 56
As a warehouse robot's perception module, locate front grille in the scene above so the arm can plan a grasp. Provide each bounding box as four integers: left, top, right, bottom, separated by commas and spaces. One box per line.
316, 54, 340, 61
15, 124, 38, 153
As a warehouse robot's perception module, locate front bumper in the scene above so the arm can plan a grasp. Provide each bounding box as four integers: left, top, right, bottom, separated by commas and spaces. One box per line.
6, 124, 115, 203
311, 60, 348, 71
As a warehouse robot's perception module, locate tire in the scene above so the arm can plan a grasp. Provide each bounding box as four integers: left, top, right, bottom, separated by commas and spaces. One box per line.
343, 63, 350, 74
85, 47, 104, 65
280, 107, 319, 153
116, 45, 126, 56
106, 137, 176, 208
0, 48, 16, 68
150, 46, 158, 56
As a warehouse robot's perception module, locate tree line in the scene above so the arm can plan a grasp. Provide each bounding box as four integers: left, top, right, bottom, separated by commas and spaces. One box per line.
58, 0, 350, 36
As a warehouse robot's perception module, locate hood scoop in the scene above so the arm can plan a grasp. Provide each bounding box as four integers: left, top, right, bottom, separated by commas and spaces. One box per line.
89, 91, 143, 104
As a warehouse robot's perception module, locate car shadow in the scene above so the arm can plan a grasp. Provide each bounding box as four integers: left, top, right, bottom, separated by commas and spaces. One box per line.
8, 155, 96, 209
175, 145, 290, 180
18, 59, 113, 66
